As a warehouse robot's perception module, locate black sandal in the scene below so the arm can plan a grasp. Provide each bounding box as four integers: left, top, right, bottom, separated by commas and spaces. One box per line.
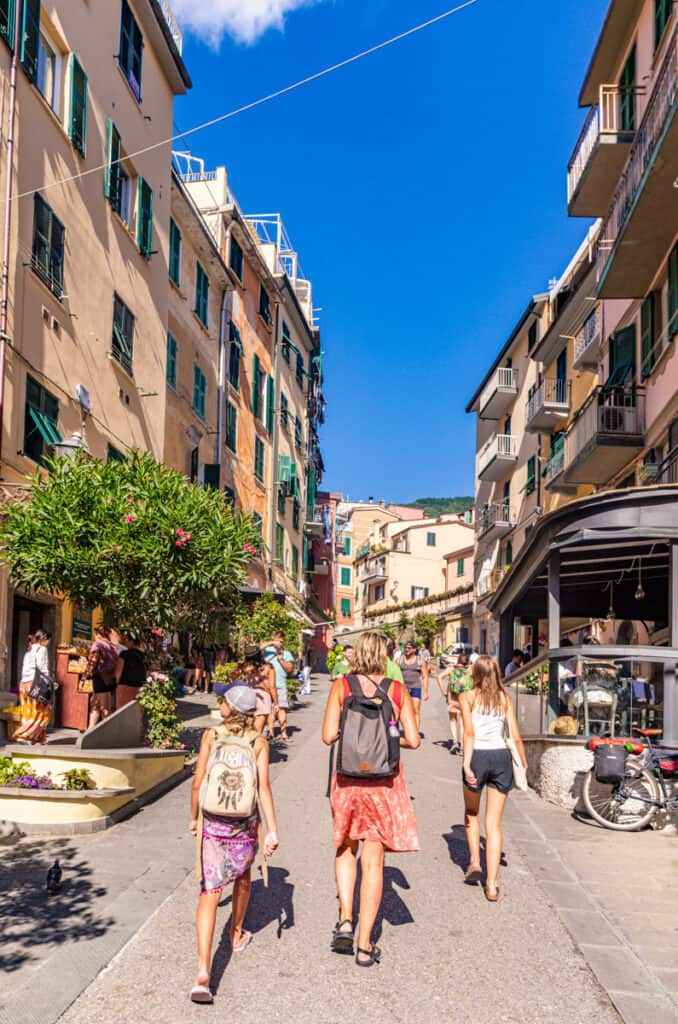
355, 944, 381, 967
331, 920, 354, 955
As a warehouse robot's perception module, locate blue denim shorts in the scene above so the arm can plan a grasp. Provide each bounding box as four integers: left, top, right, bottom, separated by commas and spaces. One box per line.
408, 687, 422, 700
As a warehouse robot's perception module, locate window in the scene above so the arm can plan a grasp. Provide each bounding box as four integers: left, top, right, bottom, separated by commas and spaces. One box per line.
526, 455, 536, 495
280, 392, 289, 429
292, 498, 300, 532
344, 537, 351, 556
528, 321, 538, 351
275, 523, 284, 563
341, 567, 351, 587
69, 56, 87, 156
277, 486, 286, 516
668, 241, 678, 337
119, 0, 143, 102
556, 347, 567, 383
258, 286, 271, 326
24, 375, 62, 464
641, 294, 656, 380
193, 365, 206, 420
189, 446, 199, 483
457, 558, 465, 576
226, 401, 237, 453
252, 511, 263, 539
32, 194, 64, 298
136, 177, 153, 258
118, 167, 131, 226
252, 354, 264, 419
195, 262, 208, 327
655, 0, 672, 51
107, 443, 124, 462
105, 120, 124, 216
340, 598, 351, 617
294, 415, 303, 448
374, 585, 385, 602
20, 0, 40, 81
166, 332, 177, 388
266, 376, 275, 434
223, 485, 236, 509
230, 236, 243, 280
254, 436, 265, 483
504, 540, 513, 568
503, 414, 512, 436
292, 545, 299, 580
169, 218, 181, 285
464, 508, 472, 525
619, 44, 636, 133
425, 531, 436, 547
282, 321, 291, 362
1, 0, 15, 48
411, 586, 430, 600
36, 30, 58, 111
296, 351, 304, 387
112, 293, 134, 374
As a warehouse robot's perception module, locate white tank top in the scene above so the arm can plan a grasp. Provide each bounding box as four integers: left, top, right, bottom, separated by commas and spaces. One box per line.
472, 699, 507, 750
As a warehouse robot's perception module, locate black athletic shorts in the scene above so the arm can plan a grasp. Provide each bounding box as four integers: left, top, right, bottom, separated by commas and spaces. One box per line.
463, 748, 513, 794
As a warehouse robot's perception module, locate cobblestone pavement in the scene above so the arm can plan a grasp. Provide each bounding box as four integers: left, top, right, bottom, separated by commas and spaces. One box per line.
47, 680, 635, 1024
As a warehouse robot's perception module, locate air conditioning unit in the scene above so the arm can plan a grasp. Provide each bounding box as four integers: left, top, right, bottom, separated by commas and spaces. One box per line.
75, 384, 91, 414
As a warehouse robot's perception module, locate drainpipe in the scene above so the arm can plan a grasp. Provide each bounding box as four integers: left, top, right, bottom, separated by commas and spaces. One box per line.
267, 300, 281, 593
216, 285, 233, 482
0, 0, 23, 473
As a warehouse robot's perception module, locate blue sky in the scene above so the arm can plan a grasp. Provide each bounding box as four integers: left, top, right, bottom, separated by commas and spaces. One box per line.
174, 0, 609, 503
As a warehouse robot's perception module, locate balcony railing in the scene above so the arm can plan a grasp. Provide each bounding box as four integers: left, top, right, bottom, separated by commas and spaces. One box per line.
525, 378, 570, 430
478, 434, 518, 480
361, 564, 388, 583
476, 501, 515, 538
157, 0, 183, 53
573, 306, 602, 370
567, 85, 633, 204
543, 447, 565, 485
564, 387, 645, 483
657, 447, 678, 484
597, 25, 678, 282
478, 367, 519, 419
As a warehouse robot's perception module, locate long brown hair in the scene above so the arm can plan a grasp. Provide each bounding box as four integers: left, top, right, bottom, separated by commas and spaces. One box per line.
471, 655, 508, 713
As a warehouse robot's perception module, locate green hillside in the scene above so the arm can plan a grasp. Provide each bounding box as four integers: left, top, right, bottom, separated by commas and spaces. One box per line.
401, 496, 474, 518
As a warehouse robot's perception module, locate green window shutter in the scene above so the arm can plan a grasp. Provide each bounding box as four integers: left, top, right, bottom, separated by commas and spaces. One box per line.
203, 464, 220, 490
266, 375, 275, 433
254, 437, 265, 483
278, 454, 291, 485
226, 401, 237, 453
292, 545, 299, 580
32, 194, 64, 298
344, 537, 351, 556
252, 353, 261, 418
457, 558, 464, 576
136, 177, 153, 258
655, 0, 671, 50
641, 295, 655, 380
427, 532, 436, 546
341, 567, 351, 586
619, 45, 636, 132
258, 287, 271, 325
24, 374, 62, 464
119, 0, 143, 102
105, 119, 122, 207
112, 293, 134, 373
195, 262, 208, 326
69, 56, 88, 156
230, 236, 243, 280
169, 218, 181, 285
340, 598, 351, 617
193, 365, 206, 419
166, 333, 177, 388
0, 0, 16, 49
289, 461, 298, 498
526, 455, 536, 493
20, 0, 39, 81
668, 242, 678, 337
275, 523, 284, 563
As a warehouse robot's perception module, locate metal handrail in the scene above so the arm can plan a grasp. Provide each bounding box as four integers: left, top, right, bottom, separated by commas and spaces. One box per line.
477, 501, 515, 535
479, 434, 517, 476
567, 84, 632, 203
526, 378, 570, 424
574, 306, 601, 364
566, 386, 645, 468
479, 366, 519, 413
657, 448, 678, 484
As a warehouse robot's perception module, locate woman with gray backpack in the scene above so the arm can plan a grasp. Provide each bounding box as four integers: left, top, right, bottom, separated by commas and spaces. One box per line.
189, 682, 279, 1003
322, 632, 420, 967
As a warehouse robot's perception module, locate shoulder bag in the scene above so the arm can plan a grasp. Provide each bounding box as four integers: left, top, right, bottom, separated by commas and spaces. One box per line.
504, 708, 528, 792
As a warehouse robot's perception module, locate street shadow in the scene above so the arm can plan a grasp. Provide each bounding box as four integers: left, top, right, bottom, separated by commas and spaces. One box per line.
0, 838, 114, 973
432, 739, 454, 751
176, 698, 212, 722
442, 825, 508, 878
351, 865, 414, 943
210, 866, 294, 994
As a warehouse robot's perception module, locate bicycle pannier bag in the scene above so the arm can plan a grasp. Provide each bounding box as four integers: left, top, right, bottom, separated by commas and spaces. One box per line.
336, 676, 401, 781
593, 743, 627, 785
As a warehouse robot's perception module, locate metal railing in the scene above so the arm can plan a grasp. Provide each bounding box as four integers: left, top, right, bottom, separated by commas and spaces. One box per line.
479, 366, 519, 414
566, 387, 645, 467
657, 447, 678, 484
597, 25, 678, 280
476, 501, 515, 537
544, 447, 565, 484
156, 0, 183, 53
479, 434, 517, 476
567, 85, 631, 203
574, 306, 602, 365
526, 378, 570, 424
361, 564, 388, 582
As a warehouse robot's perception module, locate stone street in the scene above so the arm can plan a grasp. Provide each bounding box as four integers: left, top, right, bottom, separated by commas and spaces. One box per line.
2, 679, 677, 1024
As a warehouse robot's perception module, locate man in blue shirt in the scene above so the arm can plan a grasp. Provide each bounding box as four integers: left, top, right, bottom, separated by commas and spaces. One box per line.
263, 632, 294, 743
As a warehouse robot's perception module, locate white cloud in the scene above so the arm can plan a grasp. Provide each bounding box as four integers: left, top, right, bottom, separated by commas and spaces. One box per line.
171, 0, 323, 46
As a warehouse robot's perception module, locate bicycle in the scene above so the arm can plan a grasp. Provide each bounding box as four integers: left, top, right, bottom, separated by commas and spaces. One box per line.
582, 728, 678, 831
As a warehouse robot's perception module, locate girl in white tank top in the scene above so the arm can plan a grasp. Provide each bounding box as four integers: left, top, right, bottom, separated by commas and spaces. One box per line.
471, 698, 507, 750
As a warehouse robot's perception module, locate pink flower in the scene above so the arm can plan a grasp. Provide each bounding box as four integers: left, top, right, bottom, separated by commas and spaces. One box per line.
176, 528, 184, 535
210, 604, 217, 611
175, 540, 182, 547
183, 533, 192, 541
113, 545, 121, 552
124, 514, 135, 523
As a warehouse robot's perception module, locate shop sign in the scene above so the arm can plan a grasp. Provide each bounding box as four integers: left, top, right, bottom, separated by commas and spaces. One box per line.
72, 606, 93, 642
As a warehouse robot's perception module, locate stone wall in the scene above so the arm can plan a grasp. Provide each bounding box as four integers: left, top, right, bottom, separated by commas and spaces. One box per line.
524, 738, 593, 810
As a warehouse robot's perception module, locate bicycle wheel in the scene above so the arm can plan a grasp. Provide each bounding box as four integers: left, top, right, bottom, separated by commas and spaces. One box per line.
582, 763, 660, 831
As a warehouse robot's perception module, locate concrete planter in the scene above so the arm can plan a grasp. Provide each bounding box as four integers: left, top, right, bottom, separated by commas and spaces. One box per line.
523, 737, 593, 810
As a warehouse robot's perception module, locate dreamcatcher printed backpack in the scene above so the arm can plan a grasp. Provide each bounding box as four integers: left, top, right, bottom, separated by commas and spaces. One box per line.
200, 730, 258, 818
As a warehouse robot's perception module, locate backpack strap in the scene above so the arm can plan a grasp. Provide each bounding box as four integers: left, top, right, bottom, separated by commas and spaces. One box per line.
343, 675, 363, 699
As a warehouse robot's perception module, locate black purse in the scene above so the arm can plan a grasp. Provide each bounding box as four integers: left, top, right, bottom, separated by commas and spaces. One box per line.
28, 669, 53, 706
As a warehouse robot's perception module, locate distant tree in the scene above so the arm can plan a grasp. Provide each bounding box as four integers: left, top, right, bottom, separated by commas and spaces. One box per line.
382, 623, 396, 641
399, 496, 474, 518
397, 611, 410, 640
414, 612, 437, 649
237, 592, 300, 654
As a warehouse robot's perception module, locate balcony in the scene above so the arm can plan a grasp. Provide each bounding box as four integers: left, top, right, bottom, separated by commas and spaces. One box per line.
543, 446, 577, 495
361, 564, 388, 583
478, 434, 518, 482
525, 378, 571, 433
476, 502, 516, 540
573, 306, 602, 371
478, 367, 519, 420
597, 26, 678, 298
563, 387, 645, 485
657, 448, 678, 484
304, 509, 325, 537
476, 567, 506, 601
567, 85, 635, 217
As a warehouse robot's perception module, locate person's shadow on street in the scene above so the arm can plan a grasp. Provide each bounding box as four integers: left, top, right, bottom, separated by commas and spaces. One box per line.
442, 825, 508, 878
352, 866, 414, 943
211, 866, 295, 993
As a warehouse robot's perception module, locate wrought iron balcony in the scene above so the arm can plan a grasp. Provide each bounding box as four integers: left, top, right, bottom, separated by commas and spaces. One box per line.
361, 564, 388, 583
478, 434, 518, 482
478, 367, 519, 420
525, 378, 571, 433
476, 502, 516, 540
573, 306, 602, 371
567, 84, 635, 217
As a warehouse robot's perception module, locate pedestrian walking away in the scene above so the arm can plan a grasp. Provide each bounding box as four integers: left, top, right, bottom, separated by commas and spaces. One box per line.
322, 632, 420, 967
437, 652, 472, 755
189, 682, 279, 1004
399, 640, 429, 732
262, 632, 294, 743
459, 656, 527, 902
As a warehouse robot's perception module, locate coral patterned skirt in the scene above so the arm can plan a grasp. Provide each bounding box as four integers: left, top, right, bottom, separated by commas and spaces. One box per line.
330, 763, 419, 853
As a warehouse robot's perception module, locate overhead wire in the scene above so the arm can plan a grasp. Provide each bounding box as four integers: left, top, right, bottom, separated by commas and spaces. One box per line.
5, 0, 481, 205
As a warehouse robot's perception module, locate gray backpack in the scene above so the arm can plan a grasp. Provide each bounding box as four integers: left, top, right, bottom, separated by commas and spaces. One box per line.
335, 675, 401, 780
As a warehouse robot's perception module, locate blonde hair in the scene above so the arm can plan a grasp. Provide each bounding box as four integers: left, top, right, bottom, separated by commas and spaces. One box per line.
350, 632, 387, 676
220, 707, 256, 736
471, 655, 508, 713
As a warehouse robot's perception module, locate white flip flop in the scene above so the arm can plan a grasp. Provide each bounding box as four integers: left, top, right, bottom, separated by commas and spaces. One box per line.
190, 984, 213, 1004
232, 930, 252, 953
